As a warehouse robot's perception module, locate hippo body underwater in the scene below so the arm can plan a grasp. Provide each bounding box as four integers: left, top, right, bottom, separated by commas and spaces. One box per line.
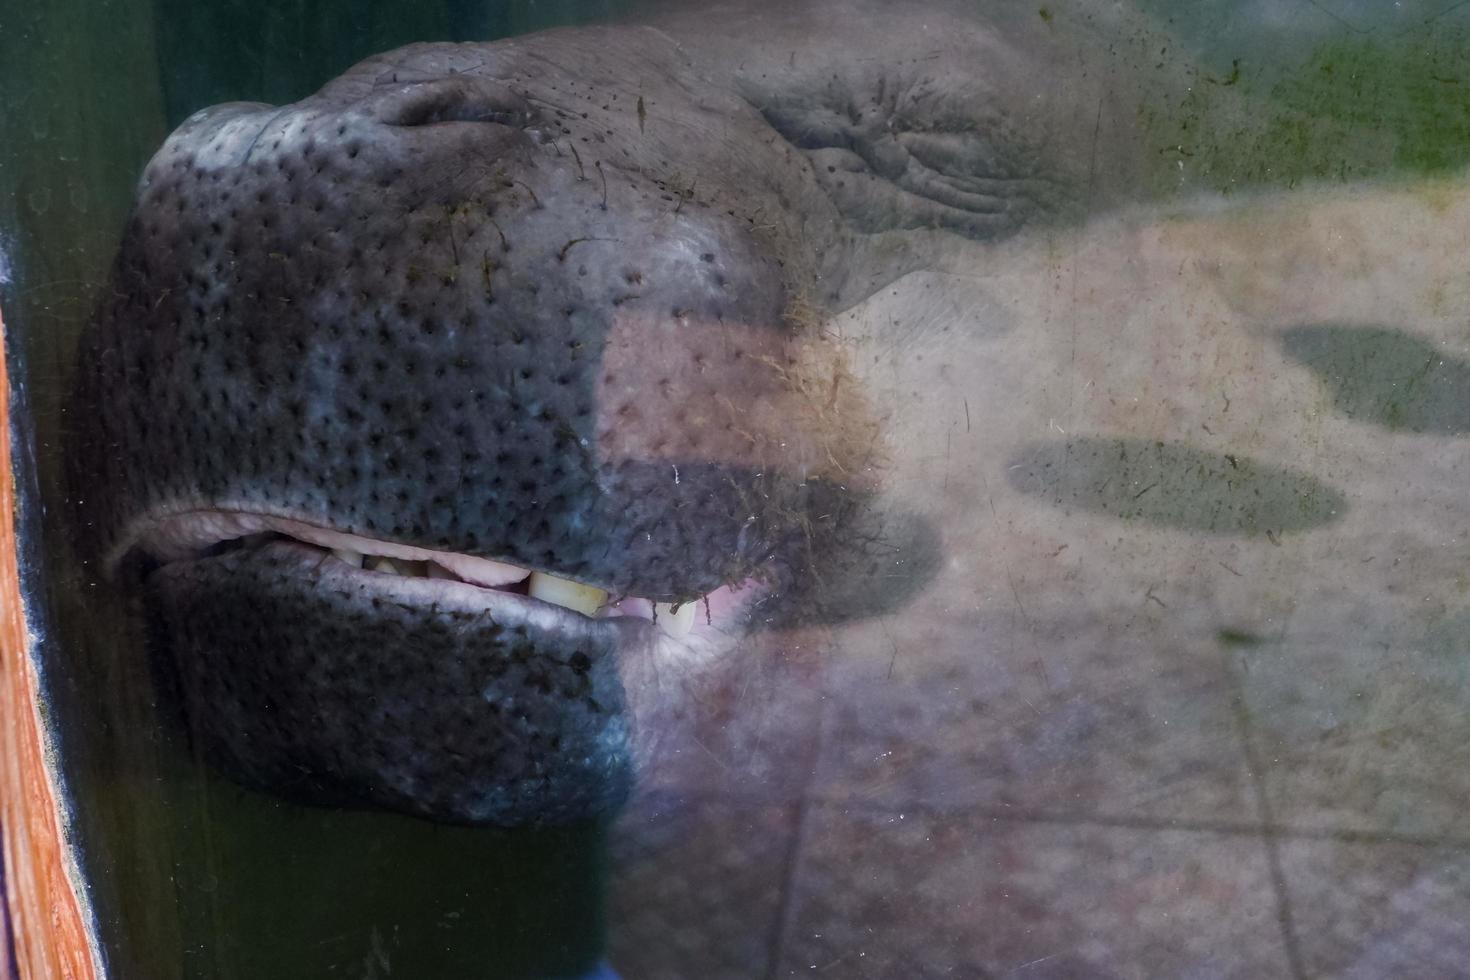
66, 0, 1190, 826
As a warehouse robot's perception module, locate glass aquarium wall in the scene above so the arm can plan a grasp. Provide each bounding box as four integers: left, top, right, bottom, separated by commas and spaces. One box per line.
5, 1, 1470, 977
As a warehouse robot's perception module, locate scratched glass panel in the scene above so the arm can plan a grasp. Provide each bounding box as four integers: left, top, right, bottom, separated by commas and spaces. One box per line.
4, 1, 1470, 977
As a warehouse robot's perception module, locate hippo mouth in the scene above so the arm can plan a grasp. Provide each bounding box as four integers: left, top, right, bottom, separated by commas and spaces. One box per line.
130, 509, 761, 639
124, 506, 775, 826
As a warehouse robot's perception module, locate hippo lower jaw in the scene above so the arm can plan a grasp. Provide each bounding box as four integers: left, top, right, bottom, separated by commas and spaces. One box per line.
129, 506, 768, 826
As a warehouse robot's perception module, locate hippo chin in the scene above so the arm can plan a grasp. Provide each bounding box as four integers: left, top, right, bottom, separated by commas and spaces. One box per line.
66, 1, 1166, 825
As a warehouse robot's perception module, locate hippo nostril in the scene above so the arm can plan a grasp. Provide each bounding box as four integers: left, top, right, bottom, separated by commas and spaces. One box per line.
373, 79, 533, 130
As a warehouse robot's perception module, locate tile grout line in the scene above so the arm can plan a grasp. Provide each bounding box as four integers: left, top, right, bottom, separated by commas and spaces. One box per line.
761, 685, 829, 980
1224, 647, 1309, 980
663, 786, 1470, 852
763, 792, 814, 980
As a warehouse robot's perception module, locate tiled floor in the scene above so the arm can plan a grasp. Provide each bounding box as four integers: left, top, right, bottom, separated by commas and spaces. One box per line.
810, 613, 1255, 823
605, 607, 1470, 978
1240, 629, 1470, 842
1281, 841, 1470, 979
607, 797, 795, 980
778, 811, 1285, 979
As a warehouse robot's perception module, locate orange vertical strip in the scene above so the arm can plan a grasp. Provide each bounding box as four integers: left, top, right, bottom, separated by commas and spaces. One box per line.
0, 300, 97, 979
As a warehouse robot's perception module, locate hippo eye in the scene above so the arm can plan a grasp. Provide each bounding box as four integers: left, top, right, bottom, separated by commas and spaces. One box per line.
376, 79, 532, 130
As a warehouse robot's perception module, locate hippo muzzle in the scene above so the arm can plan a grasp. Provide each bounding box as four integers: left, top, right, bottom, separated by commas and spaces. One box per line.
68, 35, 881, 825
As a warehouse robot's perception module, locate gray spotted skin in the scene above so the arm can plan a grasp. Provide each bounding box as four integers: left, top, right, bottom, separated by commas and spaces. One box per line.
152, 543, 632, 825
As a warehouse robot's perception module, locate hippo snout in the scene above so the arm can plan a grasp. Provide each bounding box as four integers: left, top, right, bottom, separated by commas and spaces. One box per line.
69, 37, 880, 824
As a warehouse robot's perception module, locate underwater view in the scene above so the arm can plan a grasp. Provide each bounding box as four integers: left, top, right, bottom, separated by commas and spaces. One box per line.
4, 0, 1470, 976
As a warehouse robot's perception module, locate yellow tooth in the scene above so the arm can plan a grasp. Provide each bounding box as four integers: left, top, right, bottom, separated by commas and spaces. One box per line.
527, 572, 608, 617
332, 548, 364, 568
654, 600, 697, 637
367, 556, 400, 575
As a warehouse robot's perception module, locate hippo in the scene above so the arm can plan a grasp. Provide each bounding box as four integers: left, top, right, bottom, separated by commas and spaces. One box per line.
65, 0, 1223, 827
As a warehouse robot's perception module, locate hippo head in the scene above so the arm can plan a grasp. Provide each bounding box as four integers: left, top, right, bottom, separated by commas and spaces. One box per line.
68, 7, 1153, 825
65, 29, 897, 826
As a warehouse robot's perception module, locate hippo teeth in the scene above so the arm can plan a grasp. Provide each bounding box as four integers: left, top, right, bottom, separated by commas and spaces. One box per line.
128, 511, 717, 635
652, 600, 697, 637
340, 549, 682, 628
351, 551, 690, 635
526, 571, 608, 617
